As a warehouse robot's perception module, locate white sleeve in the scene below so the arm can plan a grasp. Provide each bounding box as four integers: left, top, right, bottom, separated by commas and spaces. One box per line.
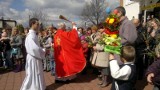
109, 60, 131, 80
73, 25, 81, 36
25, 35, 45, 60
73, 25, 77, 30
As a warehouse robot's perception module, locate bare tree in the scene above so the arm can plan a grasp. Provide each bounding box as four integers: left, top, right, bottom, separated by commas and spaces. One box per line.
81, 0, 108, 27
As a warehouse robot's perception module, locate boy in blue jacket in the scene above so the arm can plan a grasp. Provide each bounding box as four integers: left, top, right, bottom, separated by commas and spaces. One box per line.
109, 46, 136, 90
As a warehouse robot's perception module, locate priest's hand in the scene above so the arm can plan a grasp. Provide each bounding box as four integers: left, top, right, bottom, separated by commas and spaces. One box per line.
72, 22, 77, 30
72, 22, 76, 25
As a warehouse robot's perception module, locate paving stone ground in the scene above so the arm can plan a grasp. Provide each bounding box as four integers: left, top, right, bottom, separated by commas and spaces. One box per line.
0, 69, 153, 90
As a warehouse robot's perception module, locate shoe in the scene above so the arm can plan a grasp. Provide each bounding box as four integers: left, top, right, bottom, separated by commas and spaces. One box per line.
13, 65, 21, 73
100, 84, 107, 88
100, 83, 109, 88
55, 80, 64, 83
55, 80, 60, 83
65, 80, 71, 83
98, 77, 102, 81
13, 68, 20, 72
7, 68, 13, 71
43, 69, 46, 71
51, 73, 55, 76
98, 75, 102, 78
97, 82, 103, 85
81, 71, 87, 75
46, 70, 50, 72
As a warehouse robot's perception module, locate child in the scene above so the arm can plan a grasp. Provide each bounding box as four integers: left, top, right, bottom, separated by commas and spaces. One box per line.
109, 46, 136, 90
146, 43, 160, 90
43, 30, 52, 72
81, 36, 89, 59
80, 35, 89, 74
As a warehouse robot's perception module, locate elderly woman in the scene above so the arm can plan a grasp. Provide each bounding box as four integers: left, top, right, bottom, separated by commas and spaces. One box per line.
90, 26, 110, 88
147, 18, 160, 65
10, 27, 23, 72
42, 27, 54, 72
150, 18, 160, 39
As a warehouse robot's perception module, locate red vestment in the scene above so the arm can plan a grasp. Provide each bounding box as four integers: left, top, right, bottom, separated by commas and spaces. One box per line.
54, 29, 86, 78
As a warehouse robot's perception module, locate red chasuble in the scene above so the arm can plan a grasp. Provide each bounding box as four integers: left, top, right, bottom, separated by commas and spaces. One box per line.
54, 29, 86, 78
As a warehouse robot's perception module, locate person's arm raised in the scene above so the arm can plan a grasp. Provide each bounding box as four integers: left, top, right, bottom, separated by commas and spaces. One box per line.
72, 22, 77, 30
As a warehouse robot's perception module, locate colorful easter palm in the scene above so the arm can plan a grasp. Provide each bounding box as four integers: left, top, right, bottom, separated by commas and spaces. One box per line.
100, 10, 122, 54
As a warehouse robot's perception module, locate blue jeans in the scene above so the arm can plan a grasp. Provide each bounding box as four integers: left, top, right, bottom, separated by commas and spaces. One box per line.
2, 50, 13, 68
50, 60, 55, 75
5, 50, 13, 68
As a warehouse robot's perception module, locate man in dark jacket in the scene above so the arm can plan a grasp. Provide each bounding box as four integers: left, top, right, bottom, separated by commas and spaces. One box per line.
133, 19, 147, 80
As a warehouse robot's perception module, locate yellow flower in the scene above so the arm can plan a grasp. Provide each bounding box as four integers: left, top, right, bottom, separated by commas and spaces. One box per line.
110, 34, 117, 39
109, 18, 115, 24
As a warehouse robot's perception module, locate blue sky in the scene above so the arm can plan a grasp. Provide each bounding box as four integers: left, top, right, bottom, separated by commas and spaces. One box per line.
10, 0, 26, 11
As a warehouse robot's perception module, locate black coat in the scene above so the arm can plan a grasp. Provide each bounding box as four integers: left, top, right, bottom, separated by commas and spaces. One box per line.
135, 25, 147, 51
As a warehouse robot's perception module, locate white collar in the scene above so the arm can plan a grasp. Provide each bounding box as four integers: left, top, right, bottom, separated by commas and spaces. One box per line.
29, 29, 37, 34
124, 62, 134, 65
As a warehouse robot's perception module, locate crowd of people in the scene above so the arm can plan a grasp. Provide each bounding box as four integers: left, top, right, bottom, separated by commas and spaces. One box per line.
0, 6, 160, 90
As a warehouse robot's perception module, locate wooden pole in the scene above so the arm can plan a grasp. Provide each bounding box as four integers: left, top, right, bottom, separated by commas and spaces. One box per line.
120, 0, 123, 6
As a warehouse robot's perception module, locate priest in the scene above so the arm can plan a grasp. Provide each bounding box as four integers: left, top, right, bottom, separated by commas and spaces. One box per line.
54, 22, 86, 82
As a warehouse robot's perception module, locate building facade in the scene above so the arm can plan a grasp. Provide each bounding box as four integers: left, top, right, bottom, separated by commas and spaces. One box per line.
140, 0, 160, 20
120, 0, 160, 21
0, 18, 17, 32
119, 0, 140, 20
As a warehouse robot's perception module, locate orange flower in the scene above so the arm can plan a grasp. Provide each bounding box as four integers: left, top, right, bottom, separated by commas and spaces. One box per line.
105, 18, 110, 23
